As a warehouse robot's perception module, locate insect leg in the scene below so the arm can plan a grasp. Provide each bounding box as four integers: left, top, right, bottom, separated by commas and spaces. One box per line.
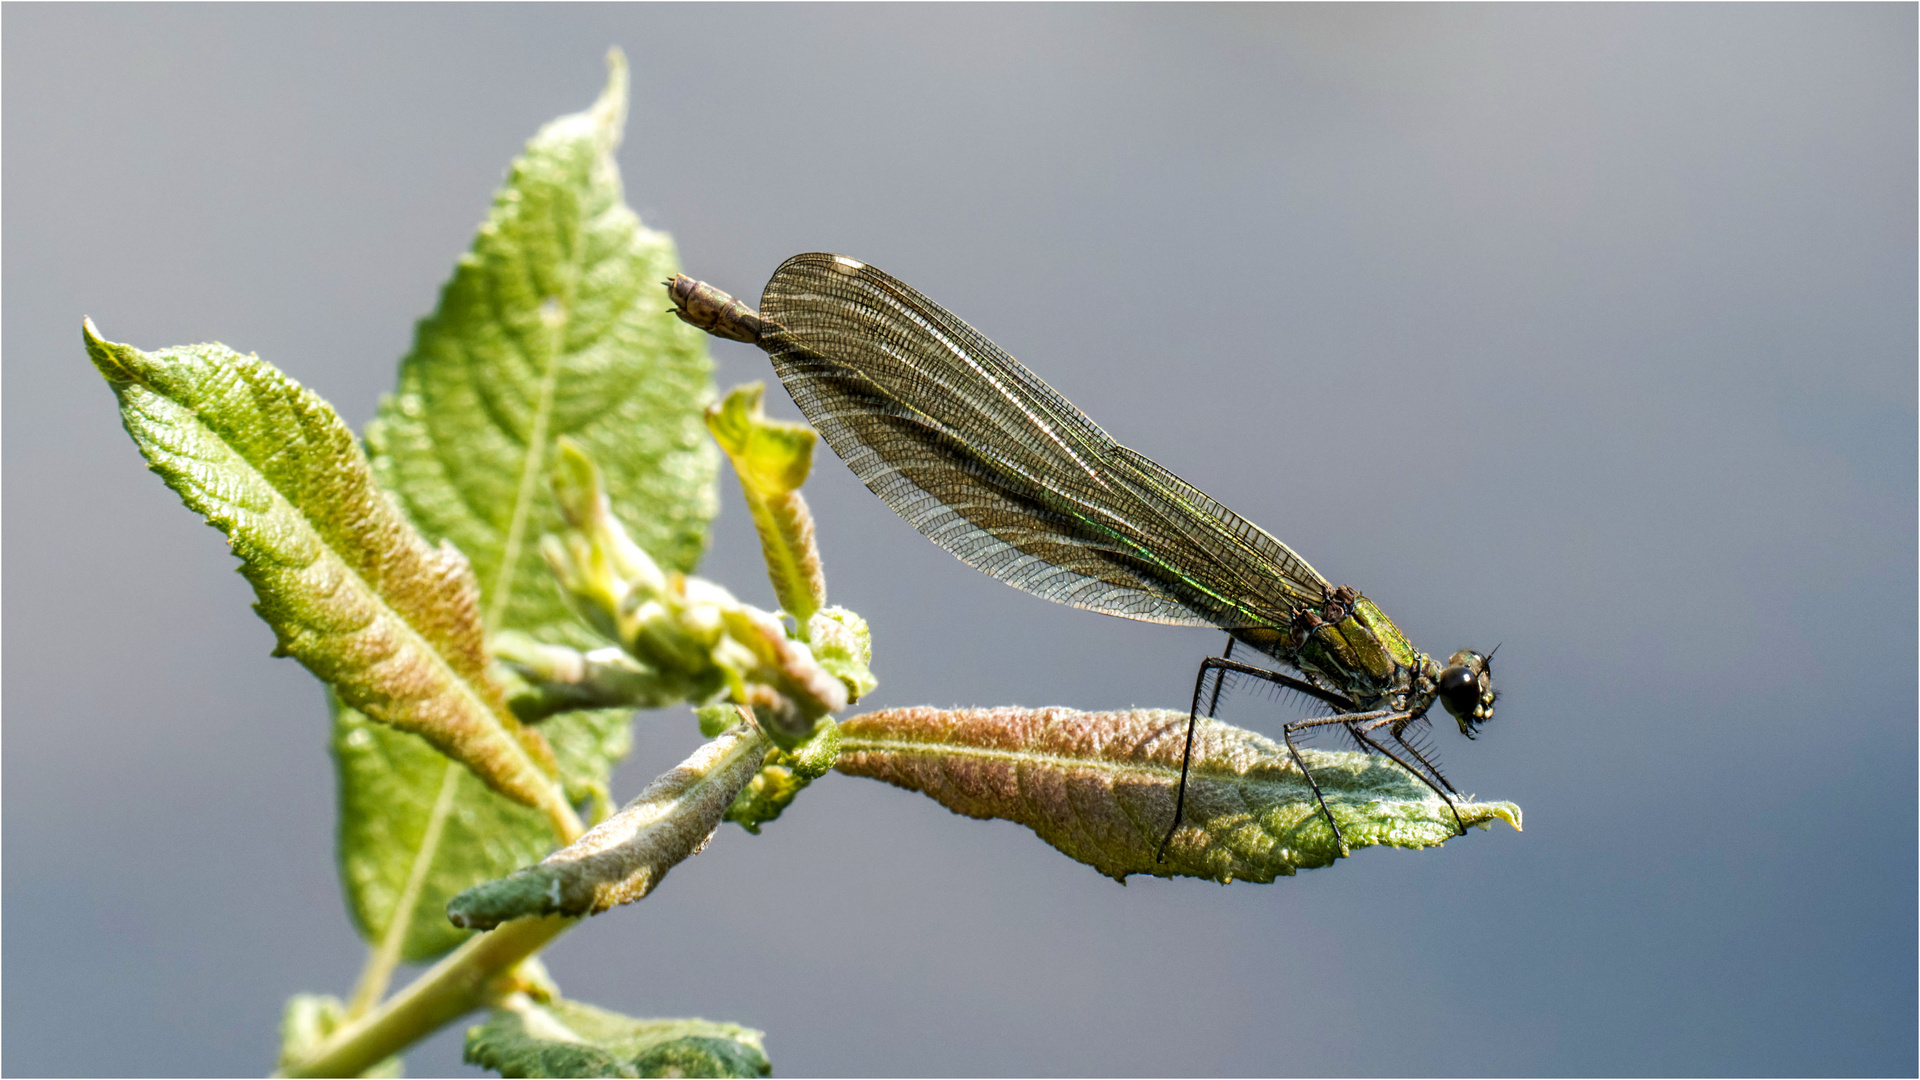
1202, 635, 1234, 718
1152, 653, 1351, 860
1348, 716, 1467, 836
1284, 708, 1398, 857
1157, 656, 1226, 865
1387, 722, 1461, 796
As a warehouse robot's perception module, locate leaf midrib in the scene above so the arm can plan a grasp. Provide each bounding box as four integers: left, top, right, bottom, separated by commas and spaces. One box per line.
837, 733, 1327, 786
380, 142, 595, 968
154, 378, 553, 802
485, 296, 574, 634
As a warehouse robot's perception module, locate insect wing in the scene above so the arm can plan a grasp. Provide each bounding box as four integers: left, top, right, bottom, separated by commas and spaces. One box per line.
758, 253, 1327, 629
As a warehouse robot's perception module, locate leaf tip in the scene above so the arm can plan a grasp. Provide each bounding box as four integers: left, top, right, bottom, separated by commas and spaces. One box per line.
703, 382, 765, 455
707, 382, 817, 493
1487, 802, 1523, 832
594, 47, 630, 146
81, 317, 141, 384
550, 436, 603, 527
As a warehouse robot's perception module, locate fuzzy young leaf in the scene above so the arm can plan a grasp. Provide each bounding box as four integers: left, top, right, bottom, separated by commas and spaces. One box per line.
540, 439, 862, 749
724, 718, 840, 834
342, 50, 718, 961
493, 631, 684, 722
447, 725, 769, 929
465, 995, 769, 1079
804, 606, 877, 703
83, 323, 576, 838
836, 706, 1521, 883
706, 383, 825, 626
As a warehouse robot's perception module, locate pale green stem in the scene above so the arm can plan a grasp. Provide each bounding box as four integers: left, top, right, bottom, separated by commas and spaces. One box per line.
277, 914, 578, 1078
327, 294, 583, 1060
546, 792, 585, 843
346, 760, 465, 1018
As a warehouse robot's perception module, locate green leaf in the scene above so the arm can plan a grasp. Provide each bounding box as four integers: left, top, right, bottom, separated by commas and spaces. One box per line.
447, 725, 768, 930
465, 996, 769, 1079
836, 706, 1522, 883
363, 49, 716, 640
344, 50, 718, 961
705, 383, 824, 627
332, 700, 629, 962
82, 322, 575, 834
705, 383, 815, 496
804, 606, 877, 704
632, 1037, 769, 1079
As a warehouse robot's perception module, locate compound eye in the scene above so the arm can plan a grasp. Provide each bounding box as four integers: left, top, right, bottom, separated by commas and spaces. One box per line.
1437, 664, 1482, 718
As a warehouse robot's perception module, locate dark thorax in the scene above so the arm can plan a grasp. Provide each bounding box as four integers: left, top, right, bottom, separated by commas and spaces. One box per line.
1231, 585, 1437, 715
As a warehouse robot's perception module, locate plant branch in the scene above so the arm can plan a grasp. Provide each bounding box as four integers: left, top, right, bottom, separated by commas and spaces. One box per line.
346, 759, 465, 1017
277, 914, 577, 1078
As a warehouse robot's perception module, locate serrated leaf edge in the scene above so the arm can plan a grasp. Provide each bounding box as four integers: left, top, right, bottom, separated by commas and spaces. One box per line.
82, 320, 578, 840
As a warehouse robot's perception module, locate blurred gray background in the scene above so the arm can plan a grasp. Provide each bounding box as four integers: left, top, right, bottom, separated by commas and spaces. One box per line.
6, 5, 1913, 1076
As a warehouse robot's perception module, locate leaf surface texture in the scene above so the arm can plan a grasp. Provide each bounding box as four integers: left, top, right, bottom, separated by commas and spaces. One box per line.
464, 997, 769, 1079
83, 324, 568, 822
837, 706, 1520, 882
343, 51, 719, 961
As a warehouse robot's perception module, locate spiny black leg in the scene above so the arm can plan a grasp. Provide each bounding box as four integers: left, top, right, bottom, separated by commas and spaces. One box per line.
1157, 653, 1358, 864
1204, 636, 1234, 718
1280, 709, 1392, 856
1282, 724, 1344, 855
1144, 661, 1205, 860
1349, 720, 1467, 836
1389, 722, 1460, 797
1157, 657, 1223, 863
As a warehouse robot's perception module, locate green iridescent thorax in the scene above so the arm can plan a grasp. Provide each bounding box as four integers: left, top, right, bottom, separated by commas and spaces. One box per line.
1235, 591, 1440, 713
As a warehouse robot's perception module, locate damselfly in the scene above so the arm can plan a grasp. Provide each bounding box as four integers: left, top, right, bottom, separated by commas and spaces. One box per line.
668, 254, 1497, 858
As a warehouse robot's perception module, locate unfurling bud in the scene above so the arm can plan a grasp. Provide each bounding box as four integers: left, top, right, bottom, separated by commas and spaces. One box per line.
536, 440, 873, 748
706, 383, 827, 629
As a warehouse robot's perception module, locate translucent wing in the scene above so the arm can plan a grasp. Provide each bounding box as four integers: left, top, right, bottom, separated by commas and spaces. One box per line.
757, 253, 1330, 629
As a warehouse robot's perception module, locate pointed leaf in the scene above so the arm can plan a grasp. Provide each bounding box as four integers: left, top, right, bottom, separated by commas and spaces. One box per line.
344, 51, 719, 960
465, 996, 768, 1079
706, 383, 825, 625
447, 724, 768, 929
363, 48, 716, 642
836, 706, 1521, 883
83, 322, 575, 833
